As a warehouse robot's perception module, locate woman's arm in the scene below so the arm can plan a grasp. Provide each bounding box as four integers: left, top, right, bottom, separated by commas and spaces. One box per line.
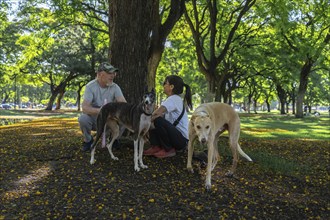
151, 105, 167, 121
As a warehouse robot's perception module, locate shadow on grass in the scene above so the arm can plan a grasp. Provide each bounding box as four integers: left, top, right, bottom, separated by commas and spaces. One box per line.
0, 117, 329, 219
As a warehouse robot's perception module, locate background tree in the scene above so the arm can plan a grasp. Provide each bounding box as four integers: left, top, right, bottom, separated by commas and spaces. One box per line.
184, 0, 257, 101
110, 0, 187, 103
0, 0, 329, 112
268, 0, 329, 117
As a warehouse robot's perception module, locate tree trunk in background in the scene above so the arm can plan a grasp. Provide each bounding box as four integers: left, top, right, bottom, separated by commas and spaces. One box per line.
55, 89, 65, 110
291, 85, 296, 114
276, 84, 287, 114
295, 57, 313, 118
147, 0, 185, 88
265, 99, 271, 112
76, 83, 84, 111
109, 0, 153, 103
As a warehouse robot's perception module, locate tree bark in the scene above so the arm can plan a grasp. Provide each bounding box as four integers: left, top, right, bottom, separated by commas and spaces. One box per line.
55, 89, 65, 110
184, 0, 256, 101
45, 72, 77, 111
276, 84, 287, 114
147, 0, 185, 88
265, 99, 271, 112
109, 0, 153, 103
295, 57, 313, 118
109, 0, 184, 101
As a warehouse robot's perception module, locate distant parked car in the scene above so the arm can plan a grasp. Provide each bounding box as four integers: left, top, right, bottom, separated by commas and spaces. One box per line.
0, 104, 12, 109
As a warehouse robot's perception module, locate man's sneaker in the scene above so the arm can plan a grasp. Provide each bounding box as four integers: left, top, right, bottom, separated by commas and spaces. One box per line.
154, 148, 176, 158
143, 146, 162, 156
82, 138, 93, 152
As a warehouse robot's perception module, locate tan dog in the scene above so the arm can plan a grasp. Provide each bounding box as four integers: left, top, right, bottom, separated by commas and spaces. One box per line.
187, 102, 252, 190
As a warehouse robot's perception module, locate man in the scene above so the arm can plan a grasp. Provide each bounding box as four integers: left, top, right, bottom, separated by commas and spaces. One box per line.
78, 62, 126, 151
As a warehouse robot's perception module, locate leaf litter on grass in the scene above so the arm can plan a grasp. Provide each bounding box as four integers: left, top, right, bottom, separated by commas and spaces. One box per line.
0, 118, 329, 219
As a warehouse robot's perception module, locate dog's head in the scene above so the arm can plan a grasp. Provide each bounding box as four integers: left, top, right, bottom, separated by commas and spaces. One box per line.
143, 87, 156, 105
190, 111, 212, 144
142, 87, 156, 115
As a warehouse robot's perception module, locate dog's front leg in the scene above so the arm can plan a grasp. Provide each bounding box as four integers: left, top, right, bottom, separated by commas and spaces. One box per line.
187, 136, 196, 173
211, 136, 219, 171
133, 139, 140, 172
138, 138, 148, 169
205, 137, 215, 190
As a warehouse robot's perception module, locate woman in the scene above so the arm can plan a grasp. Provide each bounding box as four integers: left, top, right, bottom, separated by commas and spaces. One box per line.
144, 75, 193, 158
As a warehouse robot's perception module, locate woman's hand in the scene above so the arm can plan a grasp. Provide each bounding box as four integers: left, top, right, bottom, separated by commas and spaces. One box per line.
151, 105, 167, 121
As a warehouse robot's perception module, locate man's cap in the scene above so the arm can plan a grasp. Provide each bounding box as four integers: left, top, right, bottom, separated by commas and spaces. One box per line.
97, 62, 119, 73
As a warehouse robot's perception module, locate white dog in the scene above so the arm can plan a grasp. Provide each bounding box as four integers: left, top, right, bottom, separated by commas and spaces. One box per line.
187, 102, 252, 190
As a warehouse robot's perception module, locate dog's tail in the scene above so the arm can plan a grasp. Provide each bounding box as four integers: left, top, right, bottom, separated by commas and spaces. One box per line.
237, 144, 253, 162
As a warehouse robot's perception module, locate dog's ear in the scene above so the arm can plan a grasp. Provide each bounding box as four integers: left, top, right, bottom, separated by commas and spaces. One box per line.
144, 86, 148, 93
190, 115, 196, 126
151, 87, 155, 93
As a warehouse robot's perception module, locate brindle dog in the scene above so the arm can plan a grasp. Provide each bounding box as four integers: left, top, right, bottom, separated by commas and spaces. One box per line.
90, 88, 156, 172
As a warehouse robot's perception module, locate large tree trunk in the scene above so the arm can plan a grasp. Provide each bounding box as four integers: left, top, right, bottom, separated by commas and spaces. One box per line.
295, 58, 313, 118
109, 0, 185, 99
109, 0, 153, 103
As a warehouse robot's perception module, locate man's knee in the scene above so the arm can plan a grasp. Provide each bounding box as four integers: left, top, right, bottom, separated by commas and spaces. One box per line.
78, 114, 95, 129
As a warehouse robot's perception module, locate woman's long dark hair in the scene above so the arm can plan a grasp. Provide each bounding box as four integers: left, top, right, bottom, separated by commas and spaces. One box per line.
165, 75, 193, 111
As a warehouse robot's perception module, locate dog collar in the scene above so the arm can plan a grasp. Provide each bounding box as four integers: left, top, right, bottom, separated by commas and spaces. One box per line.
142, 105, 153, 116
143, 111, 152, 116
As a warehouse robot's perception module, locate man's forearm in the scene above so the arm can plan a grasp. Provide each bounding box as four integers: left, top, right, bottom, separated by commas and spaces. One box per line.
82, 105, 100, 116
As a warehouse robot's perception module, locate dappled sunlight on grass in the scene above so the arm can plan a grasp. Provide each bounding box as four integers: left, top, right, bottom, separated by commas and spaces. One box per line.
2, 165, 51, 201
0, 114, 329, 219
240, 115, 329, 140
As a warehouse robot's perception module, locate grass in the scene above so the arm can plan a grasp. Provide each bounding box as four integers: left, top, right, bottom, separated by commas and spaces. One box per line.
1, 109, 329, 176
239, 113, 330, 140
0, 109, 80, 118
200, 112, 329, 176
248, 151, 310, 175
216, 138, 315, 176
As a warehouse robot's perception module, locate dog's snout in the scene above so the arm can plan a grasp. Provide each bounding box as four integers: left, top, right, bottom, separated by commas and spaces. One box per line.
201, 138, 206, 144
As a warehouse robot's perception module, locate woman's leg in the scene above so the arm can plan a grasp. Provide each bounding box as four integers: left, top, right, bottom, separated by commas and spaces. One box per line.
153, 117, 188, 151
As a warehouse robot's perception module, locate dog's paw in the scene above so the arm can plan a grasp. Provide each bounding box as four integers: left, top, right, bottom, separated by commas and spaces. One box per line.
187, 167, 194, 173
134, 166, 140, 172
90, 159, 95, 165
111, 156, 119, 160
205, 183, 212, 191
140, 164, 148, 169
